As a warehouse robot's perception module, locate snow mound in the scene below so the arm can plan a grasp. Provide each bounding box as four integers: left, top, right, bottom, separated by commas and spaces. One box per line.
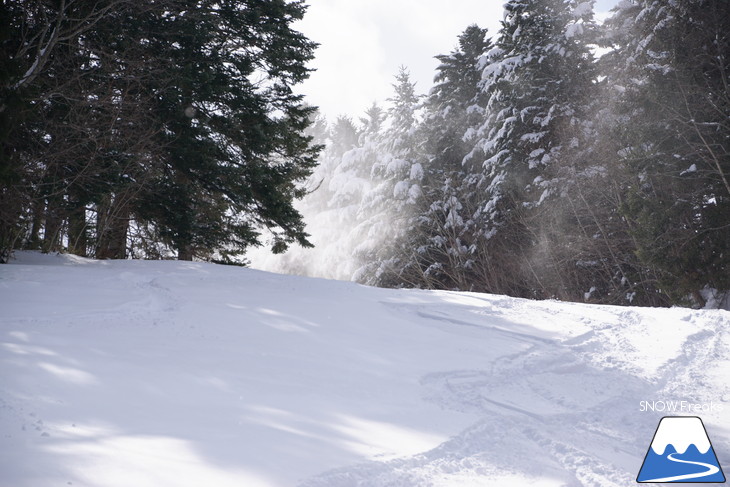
1, 251, 728, 486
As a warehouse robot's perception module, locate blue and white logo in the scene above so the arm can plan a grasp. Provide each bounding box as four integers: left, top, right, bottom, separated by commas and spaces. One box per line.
637, 416, 725, 483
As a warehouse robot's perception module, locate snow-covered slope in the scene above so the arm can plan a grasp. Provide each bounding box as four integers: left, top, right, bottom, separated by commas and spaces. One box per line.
1, 252, 728, 487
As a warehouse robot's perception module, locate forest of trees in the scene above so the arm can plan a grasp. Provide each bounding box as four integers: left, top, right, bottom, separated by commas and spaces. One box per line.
268, 0, 730, 308
1, 0, 319, 263
2, 0, 729, 308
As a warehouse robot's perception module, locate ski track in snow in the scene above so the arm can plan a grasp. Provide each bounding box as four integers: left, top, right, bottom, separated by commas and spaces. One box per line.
0, 252, 728, 487
301, 297, 730, 486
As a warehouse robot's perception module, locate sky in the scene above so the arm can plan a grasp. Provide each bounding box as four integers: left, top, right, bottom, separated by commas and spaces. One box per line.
294, 0, 620, 120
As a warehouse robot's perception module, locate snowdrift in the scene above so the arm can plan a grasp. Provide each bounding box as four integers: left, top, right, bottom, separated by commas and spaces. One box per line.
1, 251, 728, 486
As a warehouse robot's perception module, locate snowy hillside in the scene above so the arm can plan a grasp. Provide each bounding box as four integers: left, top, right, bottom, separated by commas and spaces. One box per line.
1, 252, 728, 487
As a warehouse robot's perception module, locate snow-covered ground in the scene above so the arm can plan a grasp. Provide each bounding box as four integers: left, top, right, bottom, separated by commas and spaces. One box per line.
1, 251, 728, 486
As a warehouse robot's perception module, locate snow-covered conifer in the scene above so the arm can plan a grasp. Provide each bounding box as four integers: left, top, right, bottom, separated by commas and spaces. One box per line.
352, 68, 425, 286
602, 0, 730, 305
461, 0, 598, 295
407, 25, 493, 290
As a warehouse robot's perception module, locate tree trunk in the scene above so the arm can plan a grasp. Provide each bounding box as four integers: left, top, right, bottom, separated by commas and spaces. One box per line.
67, 202, 87, 256
177, 244, 193, 261
25, 198, 44, 250
692, 289, 707, 309
105, 215, 128, 259
42, 196, 63, 253
96, 194, 129, 259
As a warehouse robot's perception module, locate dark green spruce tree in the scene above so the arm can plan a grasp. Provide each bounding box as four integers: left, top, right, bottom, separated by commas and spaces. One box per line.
604, 0, 730, 306
0, 0, 321, 262
135, 0, 320, 261
0, 0, 159, 259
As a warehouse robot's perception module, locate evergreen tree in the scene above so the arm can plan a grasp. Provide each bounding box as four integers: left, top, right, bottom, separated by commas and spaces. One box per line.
328, 116, 360, 158
465, 0, 598, 296
409, 25, 493, 290
354, 67, 424, 286
604, 0, 730, 306
134, 0, 319, 261
1, 1, 162, 259
1, 0, 321, 262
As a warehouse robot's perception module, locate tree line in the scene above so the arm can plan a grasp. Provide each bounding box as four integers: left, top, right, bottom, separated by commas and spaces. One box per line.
1, 0, 319, 263
283, 0, 729, 308
2, 0, 728, 308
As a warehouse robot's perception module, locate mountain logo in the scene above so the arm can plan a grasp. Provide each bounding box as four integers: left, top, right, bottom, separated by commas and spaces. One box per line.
637, 416, 725, 483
